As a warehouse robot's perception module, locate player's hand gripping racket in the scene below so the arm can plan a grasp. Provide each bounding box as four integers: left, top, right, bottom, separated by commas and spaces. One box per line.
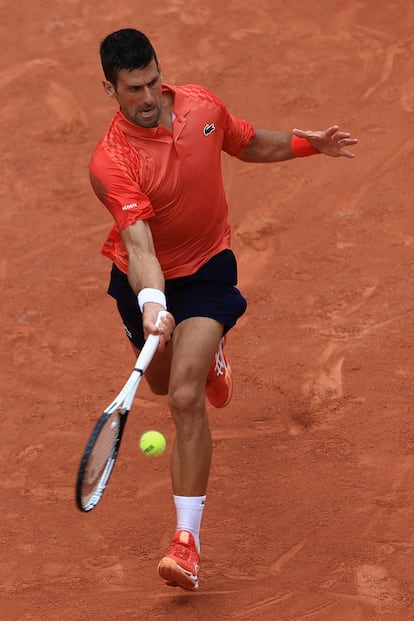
76, 311, 166, 512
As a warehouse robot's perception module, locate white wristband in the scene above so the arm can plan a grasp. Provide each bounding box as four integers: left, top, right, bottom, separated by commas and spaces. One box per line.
137, 288, 167, 313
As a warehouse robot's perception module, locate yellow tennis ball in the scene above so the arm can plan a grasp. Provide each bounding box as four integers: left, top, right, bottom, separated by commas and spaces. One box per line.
139, 430, 166, 457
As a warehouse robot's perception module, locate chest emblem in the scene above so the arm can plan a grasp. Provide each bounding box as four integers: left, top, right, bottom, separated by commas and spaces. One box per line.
203, 123, 216, 136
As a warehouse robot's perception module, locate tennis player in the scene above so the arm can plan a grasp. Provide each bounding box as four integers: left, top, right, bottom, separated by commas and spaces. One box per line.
89, 28, 358, 591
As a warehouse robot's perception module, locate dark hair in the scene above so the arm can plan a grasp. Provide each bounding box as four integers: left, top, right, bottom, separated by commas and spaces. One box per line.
100, 29, 158, 86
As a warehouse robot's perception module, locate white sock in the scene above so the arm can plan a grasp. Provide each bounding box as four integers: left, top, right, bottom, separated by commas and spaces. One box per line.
174, 495, 206, 553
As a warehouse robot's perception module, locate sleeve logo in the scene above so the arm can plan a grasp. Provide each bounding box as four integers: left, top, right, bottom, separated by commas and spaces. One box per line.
121, 202, 138, 211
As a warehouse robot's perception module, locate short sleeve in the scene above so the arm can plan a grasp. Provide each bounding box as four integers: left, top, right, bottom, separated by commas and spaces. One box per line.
89, 145, 154, 231
222, 111, 255, 156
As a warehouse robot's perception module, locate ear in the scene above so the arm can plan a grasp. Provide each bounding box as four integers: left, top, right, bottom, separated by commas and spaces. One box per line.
102, 80, 116, 97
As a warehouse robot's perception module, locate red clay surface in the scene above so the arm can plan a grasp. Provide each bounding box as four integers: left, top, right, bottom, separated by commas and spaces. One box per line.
2, 2, 414, 619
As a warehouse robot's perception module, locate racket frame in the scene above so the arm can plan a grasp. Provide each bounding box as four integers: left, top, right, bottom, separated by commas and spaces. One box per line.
76, 320, 164, 512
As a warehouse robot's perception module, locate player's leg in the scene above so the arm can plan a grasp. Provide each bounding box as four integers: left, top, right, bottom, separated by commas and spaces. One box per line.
169, 315, 222, 495
157, 316, 223, 590
165, 250, 246, 410
107, 253, 245, 402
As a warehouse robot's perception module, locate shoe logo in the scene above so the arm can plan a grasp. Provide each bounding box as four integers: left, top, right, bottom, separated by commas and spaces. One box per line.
203, 123, 216, 136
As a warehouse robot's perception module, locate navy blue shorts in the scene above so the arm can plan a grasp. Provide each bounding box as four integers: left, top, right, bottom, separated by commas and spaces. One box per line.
107, 249, 247, 349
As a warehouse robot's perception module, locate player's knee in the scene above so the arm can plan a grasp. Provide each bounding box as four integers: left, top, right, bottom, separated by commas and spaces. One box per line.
168, 384, 205, 418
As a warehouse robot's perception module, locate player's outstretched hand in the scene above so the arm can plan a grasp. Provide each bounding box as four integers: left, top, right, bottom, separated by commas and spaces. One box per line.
293, 125, 358, 158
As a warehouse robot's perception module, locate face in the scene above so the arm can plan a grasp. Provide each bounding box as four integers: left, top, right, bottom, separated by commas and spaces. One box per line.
103, 59, 163, 128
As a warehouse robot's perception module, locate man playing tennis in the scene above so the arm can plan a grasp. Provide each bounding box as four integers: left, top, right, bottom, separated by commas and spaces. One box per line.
89, 28, 358, 591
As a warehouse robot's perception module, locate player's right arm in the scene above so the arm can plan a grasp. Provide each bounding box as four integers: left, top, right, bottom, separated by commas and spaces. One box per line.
120, 221, 174, 345
89, 146, 174, 344
120, 220, 164, 296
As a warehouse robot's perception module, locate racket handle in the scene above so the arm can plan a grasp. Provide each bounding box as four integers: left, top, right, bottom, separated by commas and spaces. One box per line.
136, 310, 168, 373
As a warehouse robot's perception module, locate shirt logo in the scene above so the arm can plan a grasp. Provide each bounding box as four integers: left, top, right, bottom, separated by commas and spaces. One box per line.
203, 123, 216, 136
121, 202, 138, 211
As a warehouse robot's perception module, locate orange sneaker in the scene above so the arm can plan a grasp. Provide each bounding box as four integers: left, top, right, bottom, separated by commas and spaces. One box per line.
158, 531, 200, 591
205, 337, 233, 408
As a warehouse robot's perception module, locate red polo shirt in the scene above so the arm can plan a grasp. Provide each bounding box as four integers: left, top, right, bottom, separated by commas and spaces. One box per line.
89, 83, 254, 279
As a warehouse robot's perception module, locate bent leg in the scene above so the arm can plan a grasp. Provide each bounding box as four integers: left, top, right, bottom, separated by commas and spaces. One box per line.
157, 318, 225, 590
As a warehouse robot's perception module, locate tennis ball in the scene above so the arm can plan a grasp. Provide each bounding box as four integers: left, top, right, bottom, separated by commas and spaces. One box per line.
139, 430, 166, 457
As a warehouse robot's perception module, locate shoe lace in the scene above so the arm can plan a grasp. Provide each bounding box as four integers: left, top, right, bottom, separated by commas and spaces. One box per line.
214, 338, 226, 377
170, 540, 196, 562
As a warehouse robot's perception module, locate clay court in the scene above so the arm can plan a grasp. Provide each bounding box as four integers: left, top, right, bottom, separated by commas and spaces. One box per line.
2, 1, 414, 619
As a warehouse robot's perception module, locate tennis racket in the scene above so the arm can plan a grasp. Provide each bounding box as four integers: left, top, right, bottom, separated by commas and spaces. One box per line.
76, 311, 166, 512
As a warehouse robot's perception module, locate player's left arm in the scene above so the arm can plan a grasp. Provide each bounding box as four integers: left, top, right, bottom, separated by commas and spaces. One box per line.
237, 125, 358, 162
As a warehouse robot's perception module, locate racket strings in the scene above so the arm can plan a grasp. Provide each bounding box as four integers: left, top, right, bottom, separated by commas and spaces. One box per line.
81, 410, 122, 505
